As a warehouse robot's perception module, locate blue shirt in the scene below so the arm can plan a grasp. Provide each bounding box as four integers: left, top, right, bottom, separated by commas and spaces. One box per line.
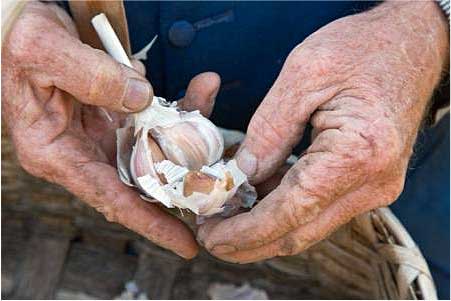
125, 1, 377, 132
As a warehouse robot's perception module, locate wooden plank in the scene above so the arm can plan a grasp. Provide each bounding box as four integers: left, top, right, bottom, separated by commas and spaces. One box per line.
133, 252, 183, 299
58, 243, 137, 299
12, 218, 74, 299
1, 216, 29, 298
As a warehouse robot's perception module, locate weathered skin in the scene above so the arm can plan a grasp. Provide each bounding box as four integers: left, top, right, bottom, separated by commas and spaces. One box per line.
3, 1, 449, 263
198, 0, 449, 263
2, 2, 221, 259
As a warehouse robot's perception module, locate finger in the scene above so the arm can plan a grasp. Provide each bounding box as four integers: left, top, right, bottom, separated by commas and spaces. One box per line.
131, 59, 146, 76
22, 22, 153, 112
209, 182, 384, 264
177, 72, 220, 117
234, 60, 340, 184
208, 198, 346, 264
197, 216, 223, 246
199, 127, 372, 254
61, 160, 198, 259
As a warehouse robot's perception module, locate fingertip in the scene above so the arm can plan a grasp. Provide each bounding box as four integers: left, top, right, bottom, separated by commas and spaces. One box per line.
199, 217, 239, 253
202, 72, 221, 104
202, 71, 221, 90
192, 71, 221, 87
179, 72, 221, 117
177, 243, 199, 260
142, 207, 199, 259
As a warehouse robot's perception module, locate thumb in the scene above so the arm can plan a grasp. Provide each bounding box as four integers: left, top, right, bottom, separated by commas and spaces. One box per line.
235, 59, 337, 184
37, 27, 153, 112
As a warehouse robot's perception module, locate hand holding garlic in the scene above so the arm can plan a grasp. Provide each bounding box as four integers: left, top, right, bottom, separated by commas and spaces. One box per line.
198, 0, 449, 264
2, 1, 228, 259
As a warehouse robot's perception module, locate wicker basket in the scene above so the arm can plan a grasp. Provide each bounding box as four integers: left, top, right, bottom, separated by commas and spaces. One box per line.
1, 126, 437, 299
265, 208, 436, 299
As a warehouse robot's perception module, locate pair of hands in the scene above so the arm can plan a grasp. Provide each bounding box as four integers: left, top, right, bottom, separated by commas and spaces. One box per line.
2, 1, 448, 262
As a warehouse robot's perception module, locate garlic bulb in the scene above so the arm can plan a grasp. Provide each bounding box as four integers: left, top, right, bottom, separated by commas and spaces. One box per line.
117, 97, 256, 216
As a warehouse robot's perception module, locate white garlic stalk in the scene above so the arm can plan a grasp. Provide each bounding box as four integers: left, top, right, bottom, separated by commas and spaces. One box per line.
117, 97, 256, 216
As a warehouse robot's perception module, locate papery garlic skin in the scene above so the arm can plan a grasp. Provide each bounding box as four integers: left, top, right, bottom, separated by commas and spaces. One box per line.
130, 131, 168, 192
167, 160, 248, 216
117, 96, 256, 217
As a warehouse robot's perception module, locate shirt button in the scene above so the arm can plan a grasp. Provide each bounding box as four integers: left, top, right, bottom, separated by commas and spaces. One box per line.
168, 20, 195, 48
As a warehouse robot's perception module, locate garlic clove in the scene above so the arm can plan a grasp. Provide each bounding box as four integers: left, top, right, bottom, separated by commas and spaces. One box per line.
183, 171, 216, 197
151, 120, 222, 170
147, 133, 166, 163
130, 130, 166, 187
151, 123, 204, 170
116, 126, 135, 186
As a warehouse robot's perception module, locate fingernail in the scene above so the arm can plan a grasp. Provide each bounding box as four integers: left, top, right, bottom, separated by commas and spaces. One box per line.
236, 147, 257, 177
123, 78, 152, 111
211, 244, 237, 254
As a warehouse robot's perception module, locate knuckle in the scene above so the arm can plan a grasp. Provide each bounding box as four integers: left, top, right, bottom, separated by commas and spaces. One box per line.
278, 184, 323, 230
359, 118, 402, 174
286, 43, 335, 78
14, 143, 48, 179
334, 116, 402, 176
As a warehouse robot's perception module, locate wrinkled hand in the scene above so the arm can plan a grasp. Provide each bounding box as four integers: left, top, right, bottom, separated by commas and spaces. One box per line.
199, 0, 449, 263
2, 2, 220, 259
